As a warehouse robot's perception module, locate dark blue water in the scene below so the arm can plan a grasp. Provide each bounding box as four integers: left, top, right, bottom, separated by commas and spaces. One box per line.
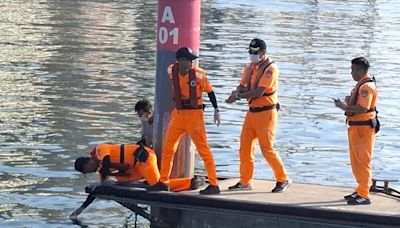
1, 0, 399, 227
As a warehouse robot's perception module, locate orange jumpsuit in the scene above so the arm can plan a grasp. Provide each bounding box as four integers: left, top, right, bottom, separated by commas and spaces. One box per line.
92, 144, 191, 192
238, 61, 288, 185
159, 64, 218, 186
346, 76, 377, 199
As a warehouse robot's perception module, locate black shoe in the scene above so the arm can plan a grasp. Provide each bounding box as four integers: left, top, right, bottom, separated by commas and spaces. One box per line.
199, 185, 220, 195
344, 192, 357, 201
271, 179, 292, 193
228, 182, 253, 191
347, 195, 371, 205
190, 176, 206, 190
148, 182, 169, 192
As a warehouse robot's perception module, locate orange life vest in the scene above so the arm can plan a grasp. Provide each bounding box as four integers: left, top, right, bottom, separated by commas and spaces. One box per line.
345, 77, 379, 133
345, 77, 377, 117
244, 60, 275, 95
171, 63, 201, 109
91, 144, 150, 175
243, 59, 279, 111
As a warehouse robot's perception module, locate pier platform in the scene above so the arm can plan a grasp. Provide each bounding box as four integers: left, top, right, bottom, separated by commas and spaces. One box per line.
86, 178, 400, 227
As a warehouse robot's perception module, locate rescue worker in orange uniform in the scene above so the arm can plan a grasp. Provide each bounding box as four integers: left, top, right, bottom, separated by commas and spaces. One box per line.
226, 38, 291, 192
74, 143, 205, 192
151, 47, 221, 195
334, 57, 378, 205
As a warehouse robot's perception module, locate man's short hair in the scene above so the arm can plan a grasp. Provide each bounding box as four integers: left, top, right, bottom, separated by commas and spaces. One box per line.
135, 99, 152, 113
351, 57, 370, 72
74, 157, 91, 173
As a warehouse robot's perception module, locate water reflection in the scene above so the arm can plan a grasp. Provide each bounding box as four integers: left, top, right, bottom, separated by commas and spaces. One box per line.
1, 0, 399, 226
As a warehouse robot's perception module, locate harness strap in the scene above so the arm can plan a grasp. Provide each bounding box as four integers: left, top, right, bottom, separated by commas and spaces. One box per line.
345, 78, 376, 116
179, 99, 204, 109
348, 120, 373, 126
253, 60, 275, 89
249, 103, 279, 113
172, 63, 199, 109
120, 144, 125, 164
248, 60, 275, 105
172, 63, 183, 109
262, 90, 276, 97
188, 69, 198, 108
348, 117, 380, 133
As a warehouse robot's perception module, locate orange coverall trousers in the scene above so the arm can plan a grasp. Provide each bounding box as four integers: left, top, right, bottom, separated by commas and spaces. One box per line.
348, 125, 375, 199
115, 146, 191, 192
239, 109, 288, 185
160, 109, 218, 186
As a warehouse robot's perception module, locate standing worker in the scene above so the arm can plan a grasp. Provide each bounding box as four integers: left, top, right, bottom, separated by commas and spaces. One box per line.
151, 47, 221, 195
334, 57, 379, 205
226, 38, 291, 193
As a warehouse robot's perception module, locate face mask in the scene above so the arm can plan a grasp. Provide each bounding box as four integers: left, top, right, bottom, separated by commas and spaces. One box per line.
139, 116, 146, 122
139, 112, 150, 122
249, 54, 260, 63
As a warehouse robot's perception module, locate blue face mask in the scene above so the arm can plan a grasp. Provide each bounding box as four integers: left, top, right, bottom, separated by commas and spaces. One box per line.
249, 54, 260, 63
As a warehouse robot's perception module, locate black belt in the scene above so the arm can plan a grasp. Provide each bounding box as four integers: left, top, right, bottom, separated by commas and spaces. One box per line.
178, 99, 205, 110
179, 104, 205, 110
249, 104, 278, 113
348, 120, 373, 127
348, 117, 380, 133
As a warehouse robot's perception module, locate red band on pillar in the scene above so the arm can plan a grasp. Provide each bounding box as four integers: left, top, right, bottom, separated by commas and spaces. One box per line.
157, 0, 201, 51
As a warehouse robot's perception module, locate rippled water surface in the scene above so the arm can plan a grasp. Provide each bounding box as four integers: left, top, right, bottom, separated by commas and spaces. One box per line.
1, 0, 400, 227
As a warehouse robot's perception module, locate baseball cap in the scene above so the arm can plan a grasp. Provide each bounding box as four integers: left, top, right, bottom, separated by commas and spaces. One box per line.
248, 38, 266, 54
176, 47, 198, 60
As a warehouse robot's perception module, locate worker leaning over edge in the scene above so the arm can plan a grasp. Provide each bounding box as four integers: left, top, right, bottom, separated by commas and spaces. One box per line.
150, 47, 221, 195
334, 57, 379, 205
226, 38, 291, 193
74, 143, 205, 192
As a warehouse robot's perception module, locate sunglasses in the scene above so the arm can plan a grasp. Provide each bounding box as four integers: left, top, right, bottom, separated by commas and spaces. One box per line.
248, 47, 261, 55
248, 50, 260, 55
177, 58, 193, 62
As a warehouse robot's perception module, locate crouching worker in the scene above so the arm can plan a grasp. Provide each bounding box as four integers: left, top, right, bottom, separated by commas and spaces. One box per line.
71, 143, 205, 221
74, 143, 205, 191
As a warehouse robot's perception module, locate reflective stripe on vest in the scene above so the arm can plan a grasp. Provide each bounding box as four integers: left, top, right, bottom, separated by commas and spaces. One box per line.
172, 63, 198, 109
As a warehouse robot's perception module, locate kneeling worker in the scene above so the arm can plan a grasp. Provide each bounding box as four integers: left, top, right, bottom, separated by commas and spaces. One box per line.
71, 143, 204, 220
74, 143, 205, 191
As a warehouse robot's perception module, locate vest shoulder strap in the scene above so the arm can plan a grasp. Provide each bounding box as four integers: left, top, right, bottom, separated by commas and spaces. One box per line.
172, 63, 183, 109
345, 78, 377, 116
248, 60, 276, 104
120, 144, 125, 164
351, 78, 375, 106
172, 63, 199, 109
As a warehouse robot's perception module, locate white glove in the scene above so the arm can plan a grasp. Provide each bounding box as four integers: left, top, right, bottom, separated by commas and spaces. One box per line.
214, 109, 221, 126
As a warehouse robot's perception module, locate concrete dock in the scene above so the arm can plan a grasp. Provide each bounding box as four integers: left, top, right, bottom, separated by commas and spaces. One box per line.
86, 178, 400, 227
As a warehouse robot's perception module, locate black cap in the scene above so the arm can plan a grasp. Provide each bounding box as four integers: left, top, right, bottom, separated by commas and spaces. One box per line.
248, 38, 266, 53
74, 157, 91, 173
176, 47, 198, 60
